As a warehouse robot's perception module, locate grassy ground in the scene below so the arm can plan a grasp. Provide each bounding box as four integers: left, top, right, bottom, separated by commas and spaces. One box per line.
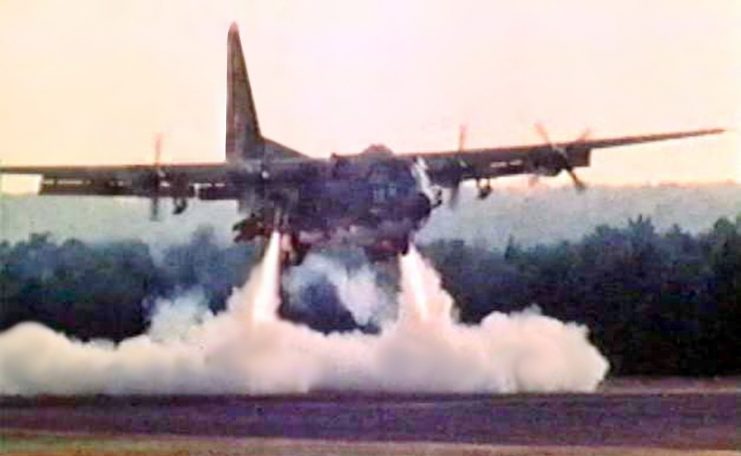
2, 431, 739, 456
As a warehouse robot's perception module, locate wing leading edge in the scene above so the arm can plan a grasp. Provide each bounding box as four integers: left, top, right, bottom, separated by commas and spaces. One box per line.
0, 127, 725, 195
410, 128, 725, 183
0, 162, 240, 199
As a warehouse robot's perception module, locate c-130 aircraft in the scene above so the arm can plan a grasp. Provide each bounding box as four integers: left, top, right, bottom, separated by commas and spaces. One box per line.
1, 23, 724, 266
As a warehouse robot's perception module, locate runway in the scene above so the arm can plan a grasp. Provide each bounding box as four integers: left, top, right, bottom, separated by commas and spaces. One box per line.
1, 381, 738, 451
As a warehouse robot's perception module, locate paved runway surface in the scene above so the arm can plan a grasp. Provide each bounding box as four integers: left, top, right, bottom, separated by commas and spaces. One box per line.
1, 387, 738, 450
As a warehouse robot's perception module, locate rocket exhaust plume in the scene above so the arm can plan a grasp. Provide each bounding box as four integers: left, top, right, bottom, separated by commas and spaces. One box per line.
399, 246, 453, 322
0, 239, 608, 395
247, 231, 282, 324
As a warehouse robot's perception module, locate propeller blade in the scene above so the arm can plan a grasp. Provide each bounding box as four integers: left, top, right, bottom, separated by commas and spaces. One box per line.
576, 128, 591, 143
149, 195, 160, 220
150, 133, 164, 221
446, 124, 469, 209
154, 134, 163, 164
458, 124, 468, 152
534, 123, 589, 192
566, 168, 587, 193
448, 184, 461, 209
534, 122, 554, 147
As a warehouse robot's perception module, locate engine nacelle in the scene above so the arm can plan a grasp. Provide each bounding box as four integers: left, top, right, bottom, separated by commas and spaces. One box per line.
530, 147, 592, 176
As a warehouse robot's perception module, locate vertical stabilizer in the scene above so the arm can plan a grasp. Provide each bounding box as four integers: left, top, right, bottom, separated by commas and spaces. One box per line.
225, 23, 263, 164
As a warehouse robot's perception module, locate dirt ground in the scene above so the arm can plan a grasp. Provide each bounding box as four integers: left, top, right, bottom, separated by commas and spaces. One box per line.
2, 431, 739, 456
1, 378, 739, 455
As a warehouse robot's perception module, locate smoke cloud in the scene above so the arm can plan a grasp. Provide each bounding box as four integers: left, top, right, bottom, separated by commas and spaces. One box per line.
0, 234, 608, 395
282, 253, 395, 327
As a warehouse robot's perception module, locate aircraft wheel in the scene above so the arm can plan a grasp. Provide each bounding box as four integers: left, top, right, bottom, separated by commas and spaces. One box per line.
290, 237, 311, 266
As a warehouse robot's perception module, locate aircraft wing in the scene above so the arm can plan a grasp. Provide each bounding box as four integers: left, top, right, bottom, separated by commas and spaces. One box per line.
411, 128, 724, 184
0, 163, 233, 181
0, 162, 242, 199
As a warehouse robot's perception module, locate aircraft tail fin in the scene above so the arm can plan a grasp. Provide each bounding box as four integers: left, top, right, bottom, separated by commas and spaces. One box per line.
225, 23, 263, 164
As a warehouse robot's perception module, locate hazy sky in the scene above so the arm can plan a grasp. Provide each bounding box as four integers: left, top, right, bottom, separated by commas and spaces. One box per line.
0, 0, 738, 192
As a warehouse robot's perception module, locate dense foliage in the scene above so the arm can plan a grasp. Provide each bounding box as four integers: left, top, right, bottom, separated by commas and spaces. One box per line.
1, 217, 739, 376
0, 227, 256, 340
424, 215, 741, 376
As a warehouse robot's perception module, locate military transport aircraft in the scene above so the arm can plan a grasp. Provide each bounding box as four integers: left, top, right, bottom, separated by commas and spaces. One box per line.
0, 23, 724, 266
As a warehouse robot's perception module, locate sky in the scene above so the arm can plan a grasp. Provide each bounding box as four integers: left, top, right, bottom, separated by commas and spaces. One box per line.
0, 0, 739, 193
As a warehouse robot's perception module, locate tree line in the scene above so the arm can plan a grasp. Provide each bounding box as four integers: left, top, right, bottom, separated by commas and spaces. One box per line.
1, 216, 739, 376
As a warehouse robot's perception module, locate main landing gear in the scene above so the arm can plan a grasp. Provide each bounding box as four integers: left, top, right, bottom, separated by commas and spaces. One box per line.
233, 215, 413, 269
233, 214, 311, 268
232, 213, 271, 243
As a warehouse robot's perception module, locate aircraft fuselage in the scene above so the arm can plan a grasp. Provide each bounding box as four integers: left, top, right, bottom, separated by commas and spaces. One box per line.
232, 149, 437, 264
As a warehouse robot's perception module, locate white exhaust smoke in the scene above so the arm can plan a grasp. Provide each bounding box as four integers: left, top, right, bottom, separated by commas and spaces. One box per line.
0, 234, 608, 395
282, 253, 395, 327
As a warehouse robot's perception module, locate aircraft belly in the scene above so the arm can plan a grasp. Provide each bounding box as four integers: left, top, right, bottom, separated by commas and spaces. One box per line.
296, 218, 417, 248
292, 188, 430, 238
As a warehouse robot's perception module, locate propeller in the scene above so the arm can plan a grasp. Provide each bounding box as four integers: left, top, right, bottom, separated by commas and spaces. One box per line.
448, 124, 467, 209
533, 123, 589, 193
149, 134, 165, 220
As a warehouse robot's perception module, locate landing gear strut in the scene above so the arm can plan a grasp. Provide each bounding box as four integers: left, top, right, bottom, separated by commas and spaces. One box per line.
233, 212, 311, 268
233, 213, 271, 243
